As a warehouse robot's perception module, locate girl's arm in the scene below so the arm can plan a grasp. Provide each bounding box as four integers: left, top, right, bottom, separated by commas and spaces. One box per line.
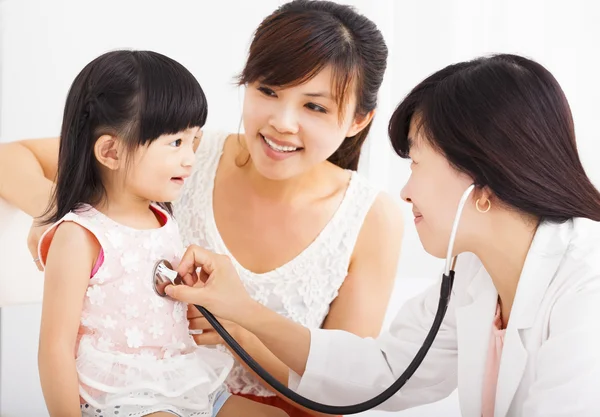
38, 221, 100, 416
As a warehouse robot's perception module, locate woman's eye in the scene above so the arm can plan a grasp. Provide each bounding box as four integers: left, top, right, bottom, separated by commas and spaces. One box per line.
306, 103, 327, 114
170, 139, 183, 147
258, 86, 277, 97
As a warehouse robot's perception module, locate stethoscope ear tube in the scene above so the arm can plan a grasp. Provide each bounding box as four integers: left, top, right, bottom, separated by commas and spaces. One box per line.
194, 270, 454, 414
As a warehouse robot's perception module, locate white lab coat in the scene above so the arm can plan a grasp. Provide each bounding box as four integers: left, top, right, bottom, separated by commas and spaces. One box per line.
289, 218, 600, 417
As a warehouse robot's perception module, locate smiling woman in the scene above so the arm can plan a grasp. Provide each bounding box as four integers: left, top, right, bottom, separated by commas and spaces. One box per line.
172, 1, 404, 416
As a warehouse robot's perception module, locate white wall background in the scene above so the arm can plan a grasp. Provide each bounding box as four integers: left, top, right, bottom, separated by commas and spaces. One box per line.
0, 0, 598, 416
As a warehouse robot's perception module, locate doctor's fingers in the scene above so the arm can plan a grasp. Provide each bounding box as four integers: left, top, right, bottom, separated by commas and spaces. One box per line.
165, 282, 207, 305
176, 245, 224, 277
181, 271, 199, 287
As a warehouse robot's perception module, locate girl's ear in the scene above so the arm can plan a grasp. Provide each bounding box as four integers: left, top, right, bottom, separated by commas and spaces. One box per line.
94, 135, 122, 170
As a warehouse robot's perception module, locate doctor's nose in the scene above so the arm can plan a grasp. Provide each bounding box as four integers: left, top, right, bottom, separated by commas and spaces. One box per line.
269, 106, 299, 135
400, 184, 412, 203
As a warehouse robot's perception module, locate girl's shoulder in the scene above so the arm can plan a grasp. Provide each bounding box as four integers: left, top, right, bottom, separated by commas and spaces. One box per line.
38, 206, 102, 270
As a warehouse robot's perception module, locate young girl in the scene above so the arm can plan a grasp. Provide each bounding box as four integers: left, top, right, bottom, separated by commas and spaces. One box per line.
35, 50, 288, 417
175, 2, 402, 416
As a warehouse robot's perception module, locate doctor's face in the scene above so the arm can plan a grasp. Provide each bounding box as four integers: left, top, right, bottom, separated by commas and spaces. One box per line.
400, 118, 477, 258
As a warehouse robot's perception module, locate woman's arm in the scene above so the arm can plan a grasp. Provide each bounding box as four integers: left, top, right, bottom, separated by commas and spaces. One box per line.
240, 279, 459, 411
38, 221, 99, 416
0, 137, 59, 217
322, 193, 403, 335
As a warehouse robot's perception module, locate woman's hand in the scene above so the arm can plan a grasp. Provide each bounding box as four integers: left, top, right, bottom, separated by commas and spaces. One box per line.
166, 245, 257, 324
29, 219, 50, 271
187, 305, 250, 346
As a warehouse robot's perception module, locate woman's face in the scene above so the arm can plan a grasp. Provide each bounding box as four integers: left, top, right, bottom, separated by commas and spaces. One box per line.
242, 65, 369, 180
400, 118, 479, 258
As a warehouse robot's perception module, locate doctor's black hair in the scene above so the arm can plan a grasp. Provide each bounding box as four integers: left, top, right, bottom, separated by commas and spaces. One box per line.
40, 50, 207, 225
389, 53, 600, 222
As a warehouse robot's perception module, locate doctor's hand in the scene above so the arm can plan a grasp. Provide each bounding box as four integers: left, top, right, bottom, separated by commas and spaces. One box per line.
165, 245, 257, 325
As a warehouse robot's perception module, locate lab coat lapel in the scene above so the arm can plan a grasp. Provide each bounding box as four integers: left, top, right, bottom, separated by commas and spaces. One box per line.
494, 220, 571, 417
493, 326, 527, 417
456, 266, 498, 417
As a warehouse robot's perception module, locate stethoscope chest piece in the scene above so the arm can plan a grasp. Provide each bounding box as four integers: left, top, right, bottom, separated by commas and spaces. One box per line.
152, 259, 183, 297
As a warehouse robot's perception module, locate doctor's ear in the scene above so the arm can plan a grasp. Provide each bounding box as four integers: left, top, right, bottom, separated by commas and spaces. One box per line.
474, 187, 493, 214
94, 135, 123, 170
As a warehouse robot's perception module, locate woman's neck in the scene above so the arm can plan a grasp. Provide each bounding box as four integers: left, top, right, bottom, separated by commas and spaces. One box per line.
470, 211, 539, 327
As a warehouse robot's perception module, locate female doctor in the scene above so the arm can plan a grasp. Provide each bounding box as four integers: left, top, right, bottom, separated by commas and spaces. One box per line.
167, 54, 600, 417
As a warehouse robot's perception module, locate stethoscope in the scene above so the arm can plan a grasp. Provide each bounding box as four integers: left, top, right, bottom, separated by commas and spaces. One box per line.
152, 184, 476, 414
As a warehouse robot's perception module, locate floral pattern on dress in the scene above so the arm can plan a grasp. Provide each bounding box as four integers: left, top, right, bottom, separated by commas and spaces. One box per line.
38, 203, 233, 412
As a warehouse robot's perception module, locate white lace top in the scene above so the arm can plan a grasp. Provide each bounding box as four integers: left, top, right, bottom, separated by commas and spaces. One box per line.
174, 131, 380, 397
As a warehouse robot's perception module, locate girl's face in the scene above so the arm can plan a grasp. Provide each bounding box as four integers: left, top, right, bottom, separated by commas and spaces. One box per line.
125, 126, 200, 203
400, 119, 481, 258
242, 65, 371, 180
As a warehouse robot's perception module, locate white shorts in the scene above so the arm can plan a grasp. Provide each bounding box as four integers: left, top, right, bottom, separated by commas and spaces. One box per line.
80, 387, 232, 417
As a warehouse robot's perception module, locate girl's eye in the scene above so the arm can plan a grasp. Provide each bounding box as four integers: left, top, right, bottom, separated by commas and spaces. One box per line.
306, 103, 327, 114
258, 86, 277, 97
170, 139, 183, 147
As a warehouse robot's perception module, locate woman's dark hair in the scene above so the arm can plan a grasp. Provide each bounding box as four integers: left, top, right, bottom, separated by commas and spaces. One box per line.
389, 53, 600, 222
239, 0, 388, 170
40, 50, 207, 225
